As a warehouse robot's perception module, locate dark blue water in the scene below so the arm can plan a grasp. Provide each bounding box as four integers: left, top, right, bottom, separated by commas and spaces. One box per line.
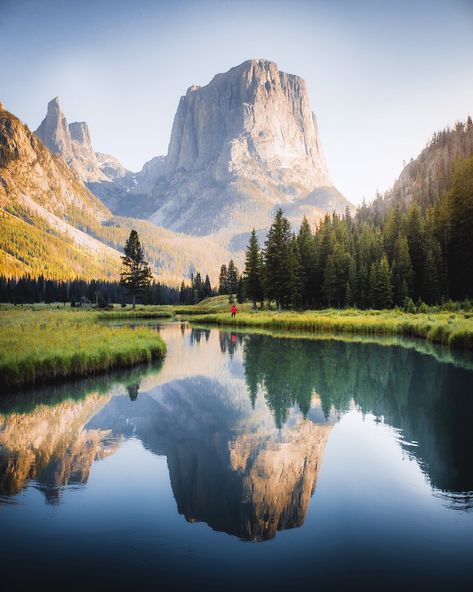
1, 323, 472, 592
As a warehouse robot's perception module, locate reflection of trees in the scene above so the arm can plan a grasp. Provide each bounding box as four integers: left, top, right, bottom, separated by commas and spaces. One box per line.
244, 337, 317, 427
243, 334, 473, 496
219, 331, 243, 356
127, 383, 139, 401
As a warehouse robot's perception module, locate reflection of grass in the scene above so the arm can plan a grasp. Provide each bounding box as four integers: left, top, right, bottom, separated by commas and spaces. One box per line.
185, 309, 473, 350
0, 308, 166, 388
0, 362, 163, 415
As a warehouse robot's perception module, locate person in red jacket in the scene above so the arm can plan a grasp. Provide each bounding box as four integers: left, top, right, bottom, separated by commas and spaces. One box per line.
231, 304, 238, 318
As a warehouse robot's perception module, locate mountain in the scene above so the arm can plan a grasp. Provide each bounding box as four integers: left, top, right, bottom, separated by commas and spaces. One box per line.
0, 102, 230, 282
0, 101, 123, 279
367, 117, 473, 217
35, 97, 112, 183
91, 59, 353, 242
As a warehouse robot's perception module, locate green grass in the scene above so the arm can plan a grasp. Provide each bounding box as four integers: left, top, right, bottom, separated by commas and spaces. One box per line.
174, 295, 253, 315
96, 308, 174, 320
181, 305, 473, 350
0, 308, 166, 388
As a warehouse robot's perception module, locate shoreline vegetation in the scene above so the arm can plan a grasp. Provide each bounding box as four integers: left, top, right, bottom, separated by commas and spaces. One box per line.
2, 294, 472, 390
182, 309, 473, 350
0, 308, 166, 388
173, 296, 473, 350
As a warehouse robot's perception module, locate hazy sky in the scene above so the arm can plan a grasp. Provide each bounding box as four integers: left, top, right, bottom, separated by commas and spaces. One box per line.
1, 0, 472, 204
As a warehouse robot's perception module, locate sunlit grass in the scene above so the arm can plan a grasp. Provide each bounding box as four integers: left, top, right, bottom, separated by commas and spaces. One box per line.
183, 308, 473, 350
0, 308, 166, 387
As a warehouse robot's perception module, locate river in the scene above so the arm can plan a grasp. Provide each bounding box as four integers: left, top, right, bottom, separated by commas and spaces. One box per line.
1, 322, 472, 591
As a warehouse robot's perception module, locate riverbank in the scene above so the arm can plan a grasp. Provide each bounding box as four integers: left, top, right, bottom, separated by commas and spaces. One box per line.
180, 306, 473, 350
0, 308, 166, 387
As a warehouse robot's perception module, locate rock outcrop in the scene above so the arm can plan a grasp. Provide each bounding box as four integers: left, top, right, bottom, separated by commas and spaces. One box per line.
35, 97, 126, 183
144, 59, 352, 237
0, 104, 124, 278
1, 102, 231, 282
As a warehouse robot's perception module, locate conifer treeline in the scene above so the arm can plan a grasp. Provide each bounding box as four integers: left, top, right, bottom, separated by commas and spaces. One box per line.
240, 155, 473, 309
179, 272, 214, 304
0, 276, 181, 306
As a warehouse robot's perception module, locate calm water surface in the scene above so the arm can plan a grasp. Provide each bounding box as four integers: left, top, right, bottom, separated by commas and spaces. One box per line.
1, 323, 473, 591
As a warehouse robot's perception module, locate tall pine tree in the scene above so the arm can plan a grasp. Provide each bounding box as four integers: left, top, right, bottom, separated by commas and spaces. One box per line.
120, 230, 152, 309
243, 229, 264, 308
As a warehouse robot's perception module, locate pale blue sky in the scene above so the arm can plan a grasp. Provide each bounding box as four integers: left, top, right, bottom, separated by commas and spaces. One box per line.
1, 0, 472, 204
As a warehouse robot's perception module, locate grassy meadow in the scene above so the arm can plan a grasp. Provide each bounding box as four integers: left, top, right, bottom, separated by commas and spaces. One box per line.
176, 296, 473, 350
0, 306, 166, 388
2, 295, 472, 391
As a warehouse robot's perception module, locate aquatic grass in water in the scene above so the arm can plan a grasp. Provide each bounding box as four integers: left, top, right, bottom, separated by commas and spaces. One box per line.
0, 308, 166, 387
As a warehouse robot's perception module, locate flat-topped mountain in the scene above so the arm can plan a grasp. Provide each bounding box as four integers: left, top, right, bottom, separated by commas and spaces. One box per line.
166, 59, 331, 187
32, 61, 353, 248
78, 60, 352, 241
146, 59, 351, 236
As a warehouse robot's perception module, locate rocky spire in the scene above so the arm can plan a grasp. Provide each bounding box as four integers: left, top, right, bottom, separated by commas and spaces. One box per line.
34, 98, 112, 182
35, 96, 75, 162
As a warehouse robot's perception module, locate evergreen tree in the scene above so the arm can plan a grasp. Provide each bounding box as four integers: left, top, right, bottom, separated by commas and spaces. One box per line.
297, 216, 316, 307
179, 281, 186, 304
243, 229, 264, 308
218, 264, 228, 295
405, 204, 425, 300
391, 235, 413, 305
120, 230, 152, 309
447, 156, 473, 298
264, 208, 292, 309
193, 272, 204, 302
227, 260, 239, 297
370, 256, 393, 309
237, 276, 244, 304
204, 274, 212, 298
288, 234, 303, 309
421, 248, 440, 304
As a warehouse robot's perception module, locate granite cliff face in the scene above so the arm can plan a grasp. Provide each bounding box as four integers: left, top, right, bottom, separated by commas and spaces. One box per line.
146, 59, 351, 236
29, 61, 353, 256
165, 60, 330, 186
35, 97, 125, 183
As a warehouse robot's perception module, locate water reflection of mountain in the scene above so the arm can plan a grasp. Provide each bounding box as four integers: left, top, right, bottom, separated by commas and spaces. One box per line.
88, 377, 333, 541
1, 324, 472, 536
243, 334, 473, 497
0, 392, 116, 502
0, 365, 162, 502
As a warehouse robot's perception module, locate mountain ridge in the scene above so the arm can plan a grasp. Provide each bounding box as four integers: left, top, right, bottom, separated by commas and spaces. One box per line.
0, 103, 231, 282
34, 60, 353, 244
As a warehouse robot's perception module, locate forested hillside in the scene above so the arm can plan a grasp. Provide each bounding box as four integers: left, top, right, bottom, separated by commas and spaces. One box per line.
0, 104, 230, 283
239, 118, 473, 308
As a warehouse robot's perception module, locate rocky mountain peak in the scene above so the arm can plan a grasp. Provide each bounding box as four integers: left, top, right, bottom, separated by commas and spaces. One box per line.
34, 98, 125, 183
69, 121, 91, 145
145, 59, 350, 236
165, 58, 331, 188
36, 96, 74, 164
